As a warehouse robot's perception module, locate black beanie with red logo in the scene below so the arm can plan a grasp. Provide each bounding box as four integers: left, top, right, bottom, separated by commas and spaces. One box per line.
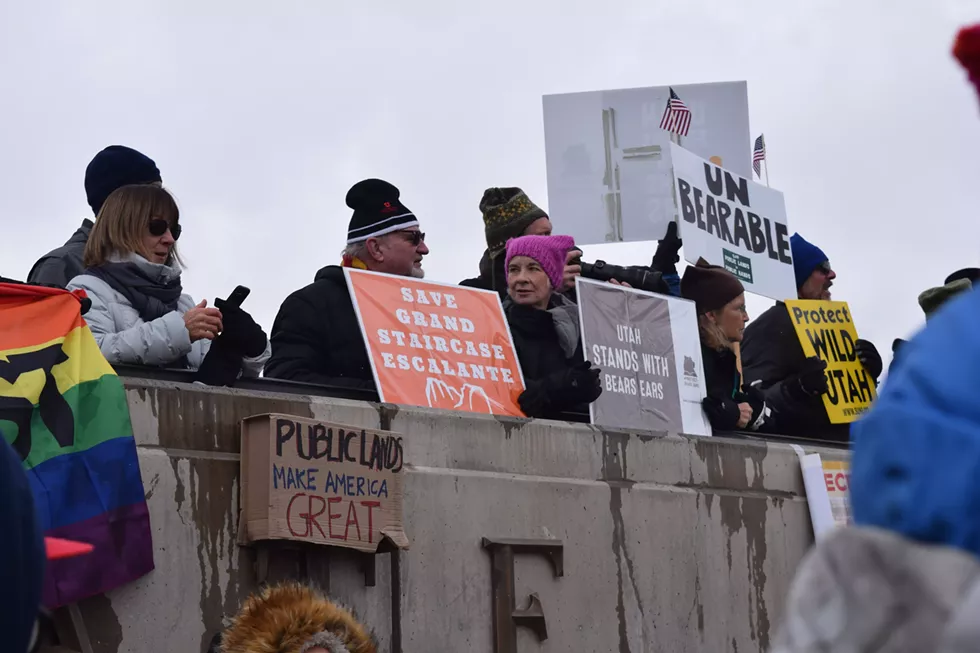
345, 179, 418, 244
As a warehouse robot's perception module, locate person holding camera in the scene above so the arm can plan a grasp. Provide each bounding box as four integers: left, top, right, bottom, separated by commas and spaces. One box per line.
502, 234, 602, 419
461, 187, 580, 297
462, 186, 675, 298
66, 185, 270, 376
681, 259, 774, 433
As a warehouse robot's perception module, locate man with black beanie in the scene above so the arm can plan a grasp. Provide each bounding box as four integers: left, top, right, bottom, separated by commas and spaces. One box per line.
27, 145, 162, 288
265, 179, 429, 390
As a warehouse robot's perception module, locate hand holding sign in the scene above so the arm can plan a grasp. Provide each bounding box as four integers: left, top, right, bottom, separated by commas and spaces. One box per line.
855, 339, 882, 380
797, 357, 829, 397
784, 300, 877, 423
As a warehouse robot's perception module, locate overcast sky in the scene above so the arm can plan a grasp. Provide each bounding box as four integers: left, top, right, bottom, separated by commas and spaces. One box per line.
2, 1, 979, 373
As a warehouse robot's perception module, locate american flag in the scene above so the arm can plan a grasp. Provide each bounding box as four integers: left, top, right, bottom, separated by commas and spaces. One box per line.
659, 87, 692, 136
752, 134, 766, 177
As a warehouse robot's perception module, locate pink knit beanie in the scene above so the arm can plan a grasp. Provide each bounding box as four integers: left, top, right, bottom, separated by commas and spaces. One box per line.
505, 235, 575, 291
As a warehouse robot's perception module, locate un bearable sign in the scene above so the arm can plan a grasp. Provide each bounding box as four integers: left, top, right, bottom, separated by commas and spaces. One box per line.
576, 278, 711, 436
669, 143, 796, 301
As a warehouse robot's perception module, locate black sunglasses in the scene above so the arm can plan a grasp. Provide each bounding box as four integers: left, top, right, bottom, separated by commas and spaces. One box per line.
816, 261, 832, 275
149, 218, 181, 241
397, 230, 425, 246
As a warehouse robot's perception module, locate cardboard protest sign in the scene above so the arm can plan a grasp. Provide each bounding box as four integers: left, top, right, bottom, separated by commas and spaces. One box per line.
797, 451, 852, 540
784, 300, 877, 423
576, 277, 711, 436
239, 414, 410, 552
344, 269, 525, 416
543, 81, 751, 245
669, 143, 797, 301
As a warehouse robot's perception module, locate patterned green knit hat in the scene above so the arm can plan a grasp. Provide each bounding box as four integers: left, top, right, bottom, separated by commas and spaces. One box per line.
918, 278, 971, 318
479, 187, 548, 259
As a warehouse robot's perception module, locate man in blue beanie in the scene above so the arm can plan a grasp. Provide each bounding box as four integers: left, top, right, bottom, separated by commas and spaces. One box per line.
27, 145, 162, 288
739, 233, 883, 442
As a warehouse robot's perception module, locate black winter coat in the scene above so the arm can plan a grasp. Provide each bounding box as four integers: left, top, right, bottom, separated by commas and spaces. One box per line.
27, 220, 93, 288
701, 344, 776, 433
264, 265, 376, 391
505, 297, 592, 419
740, 302, 849, 442
459, 251, 507, 298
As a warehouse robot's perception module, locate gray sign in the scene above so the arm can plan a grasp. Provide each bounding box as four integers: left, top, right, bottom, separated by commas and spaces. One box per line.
576, 278, 684, 432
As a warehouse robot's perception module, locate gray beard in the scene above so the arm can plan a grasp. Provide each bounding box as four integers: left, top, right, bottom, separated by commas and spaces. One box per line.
410, 267, 425, 279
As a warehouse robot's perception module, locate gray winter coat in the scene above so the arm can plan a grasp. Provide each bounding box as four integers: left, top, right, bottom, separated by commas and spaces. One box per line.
28, 220, 92, 288
67, 253, 270, 373
773, 526, 980, 653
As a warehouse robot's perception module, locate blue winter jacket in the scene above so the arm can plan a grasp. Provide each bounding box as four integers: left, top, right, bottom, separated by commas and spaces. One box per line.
851, 288, 980, 557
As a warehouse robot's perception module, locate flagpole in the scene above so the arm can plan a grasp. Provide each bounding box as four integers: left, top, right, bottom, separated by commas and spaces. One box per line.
764, 157, 770, 188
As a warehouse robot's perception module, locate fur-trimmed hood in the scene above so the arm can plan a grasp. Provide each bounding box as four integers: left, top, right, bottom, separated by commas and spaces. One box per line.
220, 583, 378, 653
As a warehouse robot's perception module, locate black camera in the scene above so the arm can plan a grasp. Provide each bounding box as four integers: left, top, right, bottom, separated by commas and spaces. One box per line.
579, 260, 669, 295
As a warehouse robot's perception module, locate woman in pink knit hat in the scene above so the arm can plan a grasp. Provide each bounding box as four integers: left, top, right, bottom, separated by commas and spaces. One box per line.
503, 234, 602, 418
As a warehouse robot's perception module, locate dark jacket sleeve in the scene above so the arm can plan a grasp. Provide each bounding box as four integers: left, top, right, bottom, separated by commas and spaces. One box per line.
741, 310, 827, 432
27, 256, 72, 288
264, 292, 372, 390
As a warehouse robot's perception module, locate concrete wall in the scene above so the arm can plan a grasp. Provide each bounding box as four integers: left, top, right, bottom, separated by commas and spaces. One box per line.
69, 378, 848, 653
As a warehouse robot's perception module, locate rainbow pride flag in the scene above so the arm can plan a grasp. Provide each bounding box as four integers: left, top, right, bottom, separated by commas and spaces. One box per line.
0, 283, 153, 607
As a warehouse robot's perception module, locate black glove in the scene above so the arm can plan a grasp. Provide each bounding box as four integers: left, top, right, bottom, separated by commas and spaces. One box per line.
563, 360, 602, 404
735, 383, 773, 432
795, 356, 829, 397
855, 339, 883, 380
650, 222, 683, 275
701, 396, 741, 430
195, 336, 245, 387
214, 298, 267, 357
518, 361, 602, 417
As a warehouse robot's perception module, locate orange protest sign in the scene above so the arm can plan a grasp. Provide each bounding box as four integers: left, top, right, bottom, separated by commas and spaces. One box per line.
344, 269, 526, 416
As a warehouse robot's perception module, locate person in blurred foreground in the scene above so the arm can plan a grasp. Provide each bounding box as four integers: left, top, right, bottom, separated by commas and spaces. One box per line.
264, 179, 428, 390
681, 259, 773, 433
741, 233, 882, 442
66, 185, 269, 377
29, 145, 163, 288
772, 285, 980, 651
502, 235, 602, 418
217, 582, 377, 653
772, 26, 980, 651
1, 435, 93, 653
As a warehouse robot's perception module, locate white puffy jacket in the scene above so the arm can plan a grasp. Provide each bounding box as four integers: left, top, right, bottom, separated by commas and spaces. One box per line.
67, 253, 270, 374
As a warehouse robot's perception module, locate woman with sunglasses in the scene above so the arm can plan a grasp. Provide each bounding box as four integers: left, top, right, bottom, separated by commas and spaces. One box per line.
67, 185, 270, 373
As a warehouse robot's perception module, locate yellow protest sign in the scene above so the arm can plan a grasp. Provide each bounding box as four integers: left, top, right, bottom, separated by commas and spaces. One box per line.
784, 300, 876, 423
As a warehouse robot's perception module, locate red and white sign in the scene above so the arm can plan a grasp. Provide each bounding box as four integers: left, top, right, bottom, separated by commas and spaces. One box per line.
345, 269, 526, 416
